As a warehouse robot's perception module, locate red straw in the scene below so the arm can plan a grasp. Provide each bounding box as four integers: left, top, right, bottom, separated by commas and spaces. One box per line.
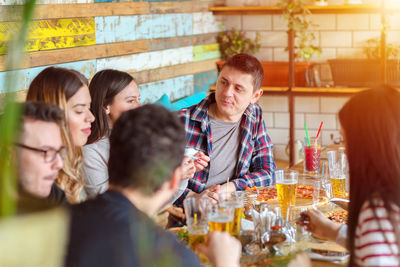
314, 121, 323, 144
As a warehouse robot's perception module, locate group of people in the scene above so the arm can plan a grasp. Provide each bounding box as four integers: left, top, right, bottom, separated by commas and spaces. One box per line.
3, 51, 400, 267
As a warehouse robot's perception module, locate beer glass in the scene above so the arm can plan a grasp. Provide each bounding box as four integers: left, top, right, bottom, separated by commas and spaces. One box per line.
327, 150, 348, 198
208, 202, 234, 234
184, 197, 210, 263
275, 170, 298, 219
219, 192, 245, 237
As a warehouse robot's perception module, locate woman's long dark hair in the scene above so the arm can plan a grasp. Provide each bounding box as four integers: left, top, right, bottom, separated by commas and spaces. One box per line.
87, 69, 134, 144
339, 86, 400, 265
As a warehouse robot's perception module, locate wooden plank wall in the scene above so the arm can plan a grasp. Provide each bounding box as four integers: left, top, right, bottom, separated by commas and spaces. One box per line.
0, 0, 221, 103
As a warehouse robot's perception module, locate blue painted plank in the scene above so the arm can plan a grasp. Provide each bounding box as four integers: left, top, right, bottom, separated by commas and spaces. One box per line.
0, 60, 96, 93
194, 70, 218, 94
139, 75, 194, 104
95, 14, 192, 44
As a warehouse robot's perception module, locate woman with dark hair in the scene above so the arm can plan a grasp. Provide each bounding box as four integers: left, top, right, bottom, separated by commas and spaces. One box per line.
83, 69, 141, 198
26, 67, 95, 204
299, 87, 400, 267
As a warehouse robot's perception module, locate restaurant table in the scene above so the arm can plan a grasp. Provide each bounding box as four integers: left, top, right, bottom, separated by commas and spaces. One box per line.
289, 144, 348, 267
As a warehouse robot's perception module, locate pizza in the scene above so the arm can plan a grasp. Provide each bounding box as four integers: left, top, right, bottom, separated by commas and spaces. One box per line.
326, 210, 348, 223
245, 185, 316, 203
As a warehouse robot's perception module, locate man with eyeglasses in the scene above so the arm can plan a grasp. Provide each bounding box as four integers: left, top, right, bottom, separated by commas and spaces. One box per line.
16, 101, 66, 208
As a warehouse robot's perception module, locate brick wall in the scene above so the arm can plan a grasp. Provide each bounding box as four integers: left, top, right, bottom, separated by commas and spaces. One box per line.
223, 7, 400, 160
224, 12, 400, 63
258, 95, 350, 161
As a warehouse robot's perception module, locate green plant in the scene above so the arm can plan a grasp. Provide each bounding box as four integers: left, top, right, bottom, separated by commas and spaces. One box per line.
278, 0, 321, 61
363, 37, 400, 60
0, 0, 37, 217
217, 27, 261, 60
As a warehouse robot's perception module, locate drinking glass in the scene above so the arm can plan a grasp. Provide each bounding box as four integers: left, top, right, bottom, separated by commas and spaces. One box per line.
327, 150, 348, 198
218, 192, 245, 237
208, 202, 235, 234
183, 197, 210, 263
275, 169, 298, 219
304, 137, 321, 175
312, 180, 321, 208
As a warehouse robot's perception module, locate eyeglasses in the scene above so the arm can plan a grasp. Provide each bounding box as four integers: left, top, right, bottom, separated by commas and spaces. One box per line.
15, 143, 67, 163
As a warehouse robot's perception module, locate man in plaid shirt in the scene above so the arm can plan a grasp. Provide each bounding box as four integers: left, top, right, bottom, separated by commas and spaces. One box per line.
176, 53, 276, 204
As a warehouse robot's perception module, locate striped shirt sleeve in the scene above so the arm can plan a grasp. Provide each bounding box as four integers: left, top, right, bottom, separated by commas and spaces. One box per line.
354, 200, 400, 267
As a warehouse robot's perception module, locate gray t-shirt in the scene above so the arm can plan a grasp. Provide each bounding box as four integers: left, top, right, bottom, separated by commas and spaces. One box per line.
82, 137, 110, 198
206, 116, 241, 189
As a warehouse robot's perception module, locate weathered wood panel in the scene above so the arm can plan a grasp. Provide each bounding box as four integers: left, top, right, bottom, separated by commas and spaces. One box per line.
95, 13, 192, 44
0, 18, 95, 55
0, 60, 96, 93
132, 58, 219, 84
0, 0, 92, 5
96, 46, 193, 72
0, 2, 208, 22
192, 12, 221, 35
139, 74, 194, 104
193, 43, 220, 62
194, 69, 218, 93
0, 33, 219, 71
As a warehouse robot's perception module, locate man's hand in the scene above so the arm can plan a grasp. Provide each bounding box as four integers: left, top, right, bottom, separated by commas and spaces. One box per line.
197, 231, 241, 267
297, 208, 342, 241
287, 252, 312, 267
187, 185, 220, 203
181, 156, 196, 180
194, 151, 210, 172
219, 182, 236, 194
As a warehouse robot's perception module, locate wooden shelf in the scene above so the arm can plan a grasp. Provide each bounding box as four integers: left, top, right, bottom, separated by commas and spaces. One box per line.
209, 4, 400, 15
209, 85, 370, 95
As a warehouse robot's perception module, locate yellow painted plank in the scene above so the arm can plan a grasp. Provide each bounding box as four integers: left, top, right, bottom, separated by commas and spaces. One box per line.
0, 18, 95, 54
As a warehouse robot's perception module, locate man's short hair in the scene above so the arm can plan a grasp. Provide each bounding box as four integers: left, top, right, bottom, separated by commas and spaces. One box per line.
222, 53, 264, 92
23, 101, 64, 124
108, 104, 186, 194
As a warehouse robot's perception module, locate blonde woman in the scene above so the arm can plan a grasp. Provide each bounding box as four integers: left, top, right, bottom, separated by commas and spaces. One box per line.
26, 67, 95, 203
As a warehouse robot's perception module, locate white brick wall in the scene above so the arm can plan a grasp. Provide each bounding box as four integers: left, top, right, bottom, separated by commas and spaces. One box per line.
243, 15, 272, 31
353, 31, 380, 47
336, 48, 365, 58
305, 114, 337, 130
320, 31, 352, 48
259, 31, 287, 47
263, 112, 274, 128
269, 128, 289, 145
320, 97, 350, 113
337, 14, 369, 30
235, 10, 400, 160
258, 95, 288, 112
295, 96, 320, 113
257, 95, 345, 160
223, 15, 241, 29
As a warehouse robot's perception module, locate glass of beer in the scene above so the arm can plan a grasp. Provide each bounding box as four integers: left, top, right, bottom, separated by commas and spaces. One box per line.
327, 150, 348, 198
275, 169, 298, 219
183, 197, 210, 263
304, 137, 321, 175
218, 192, 245, 237
208, 202, 234, 234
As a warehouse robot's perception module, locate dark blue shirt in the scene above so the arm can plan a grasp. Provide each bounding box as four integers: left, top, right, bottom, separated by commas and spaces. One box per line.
66, 190, 201, 267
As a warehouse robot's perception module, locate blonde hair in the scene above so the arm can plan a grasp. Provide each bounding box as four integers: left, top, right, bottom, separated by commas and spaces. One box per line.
26, 67, 88, 203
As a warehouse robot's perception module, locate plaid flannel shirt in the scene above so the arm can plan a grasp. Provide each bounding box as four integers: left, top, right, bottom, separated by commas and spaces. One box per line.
176, 93, 276, 205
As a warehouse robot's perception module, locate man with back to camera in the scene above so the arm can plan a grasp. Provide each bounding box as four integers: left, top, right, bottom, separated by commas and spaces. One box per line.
65, 104, 241, 267
177, 53, 276, 203
15, 101, 67, 212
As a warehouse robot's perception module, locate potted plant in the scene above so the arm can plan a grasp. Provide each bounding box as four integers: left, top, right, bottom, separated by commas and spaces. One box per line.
328, 37, 400, 87
216, 0, 320, 87
216, 27, 261, 70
